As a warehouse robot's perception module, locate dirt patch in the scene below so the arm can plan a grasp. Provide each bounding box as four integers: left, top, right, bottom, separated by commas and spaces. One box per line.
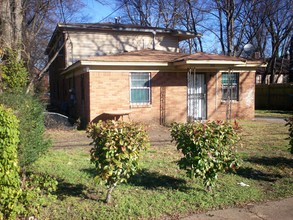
46, 124, 173, 149
145, 124, 173, 146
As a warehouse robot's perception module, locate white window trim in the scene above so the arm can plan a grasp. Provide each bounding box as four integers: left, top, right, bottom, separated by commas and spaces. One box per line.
129, 72, 151, 106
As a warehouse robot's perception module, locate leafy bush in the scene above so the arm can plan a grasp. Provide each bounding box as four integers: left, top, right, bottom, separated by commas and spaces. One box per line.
285, 117, 293, 154
171, 120, 241, 189
87, 120, 149, 203
0, 92, 51, 170
0, 50, 28, 92
0, 105, 22, 219
18, 173, 58, 218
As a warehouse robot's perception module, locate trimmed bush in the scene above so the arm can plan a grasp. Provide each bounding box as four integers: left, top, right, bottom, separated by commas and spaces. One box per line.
87, 120, 149, 203
285, 117, 293, 154
171, 120, 241, 189
0, 92, 51, 169
0, 105, 22, 219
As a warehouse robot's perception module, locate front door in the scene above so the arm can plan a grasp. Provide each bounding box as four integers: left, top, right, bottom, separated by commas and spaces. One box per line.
187, 71, 207, 121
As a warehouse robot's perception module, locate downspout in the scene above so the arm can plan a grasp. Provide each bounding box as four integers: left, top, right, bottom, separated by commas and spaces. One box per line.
216, 72, 218, 111
152, 30, 156, 50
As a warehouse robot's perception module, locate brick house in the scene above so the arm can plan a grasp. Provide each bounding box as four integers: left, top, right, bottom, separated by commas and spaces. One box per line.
46, 23, 265, 126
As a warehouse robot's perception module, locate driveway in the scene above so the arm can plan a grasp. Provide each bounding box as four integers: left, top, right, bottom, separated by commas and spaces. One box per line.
182, 197, 293, 220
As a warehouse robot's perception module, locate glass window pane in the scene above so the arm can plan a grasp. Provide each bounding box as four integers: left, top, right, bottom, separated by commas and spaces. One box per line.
131, 73, 149, 88
130, 73, 150, 104
222, 73, 238, 85
131, 89, 149, 103
222, 73, 239, 101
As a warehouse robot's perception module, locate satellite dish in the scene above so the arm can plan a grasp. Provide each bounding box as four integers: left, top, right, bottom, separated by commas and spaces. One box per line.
243, 43, 254, 57
244, 43, 254, 53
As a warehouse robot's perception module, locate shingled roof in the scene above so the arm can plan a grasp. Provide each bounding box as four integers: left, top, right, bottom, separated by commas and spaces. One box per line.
83, 49, 246, 63
85, 49, 186, 62
62, 49, 266, 75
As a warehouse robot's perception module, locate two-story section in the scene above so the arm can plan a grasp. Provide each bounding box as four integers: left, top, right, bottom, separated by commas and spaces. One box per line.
45, 22, 196, 111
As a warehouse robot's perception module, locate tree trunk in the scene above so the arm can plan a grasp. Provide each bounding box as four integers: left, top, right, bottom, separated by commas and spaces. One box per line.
226, 0, 234, 56
0, 0, 13, 49
13, 0, 23, 60
105, 185, 115, 204
26, 37, 67, 94
289, 36, 293, 83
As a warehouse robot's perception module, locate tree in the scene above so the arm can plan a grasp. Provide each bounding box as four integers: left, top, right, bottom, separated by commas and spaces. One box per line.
0, 0, 87, 93
262, 0, 293, 83
289, 35, 293, 82
116, 0, 204, 53
0, 0, 23, 59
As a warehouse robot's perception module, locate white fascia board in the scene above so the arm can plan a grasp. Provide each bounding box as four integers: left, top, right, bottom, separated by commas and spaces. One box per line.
80, 60, 168, 67
185, 60, 245, 65
235, 63, 267, 68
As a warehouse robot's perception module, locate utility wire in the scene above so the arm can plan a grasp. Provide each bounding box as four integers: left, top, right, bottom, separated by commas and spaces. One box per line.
98, 3, 126, 23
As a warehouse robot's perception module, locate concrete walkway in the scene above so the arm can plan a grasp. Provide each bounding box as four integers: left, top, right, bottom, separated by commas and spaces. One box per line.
182, 197, 293, 220
254, 116, 287, 123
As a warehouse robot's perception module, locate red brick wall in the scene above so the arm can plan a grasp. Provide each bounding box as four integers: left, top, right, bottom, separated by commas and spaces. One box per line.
207, 71, 255, 120
81, 70, 255, 125
88, 72, 130, 122
87, 71, 187, 124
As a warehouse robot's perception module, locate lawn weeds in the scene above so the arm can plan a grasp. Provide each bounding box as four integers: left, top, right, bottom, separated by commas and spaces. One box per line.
30, 120, 293, 219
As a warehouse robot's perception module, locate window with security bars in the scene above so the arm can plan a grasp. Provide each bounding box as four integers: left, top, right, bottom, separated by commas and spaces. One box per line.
130, 72, 150, 104
221, 73, 239, 101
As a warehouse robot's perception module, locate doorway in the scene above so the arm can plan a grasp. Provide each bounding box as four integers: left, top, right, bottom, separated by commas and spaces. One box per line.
187, 70, 207, 121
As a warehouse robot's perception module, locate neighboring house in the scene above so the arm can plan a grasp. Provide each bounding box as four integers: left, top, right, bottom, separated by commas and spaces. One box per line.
46, 23, 265, 127
256, 57, 290, 84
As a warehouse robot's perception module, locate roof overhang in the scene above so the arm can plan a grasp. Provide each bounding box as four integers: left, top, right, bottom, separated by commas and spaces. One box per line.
61, 60, 171, 75
174, 60, 245, 65
62, 60, 266, 76
60, 50, 267, 75
79, 60, 168, 67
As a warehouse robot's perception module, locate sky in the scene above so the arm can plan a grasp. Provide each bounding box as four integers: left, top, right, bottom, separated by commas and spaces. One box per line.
80, 0, 118, 23
79, 0, 218, 53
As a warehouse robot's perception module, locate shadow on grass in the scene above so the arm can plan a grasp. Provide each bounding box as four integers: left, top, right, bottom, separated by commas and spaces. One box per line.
128, 169, 190, 191
81, 168, 189, 191
54, 180, 104, 202
236, 167, 282, 182
55, 181, 87, 199
245, 156, 293, 168
81, 168, 96, 178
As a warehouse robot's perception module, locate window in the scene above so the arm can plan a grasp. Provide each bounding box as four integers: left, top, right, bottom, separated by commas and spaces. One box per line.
130, 72, 150, 104
221, 72, 239, 101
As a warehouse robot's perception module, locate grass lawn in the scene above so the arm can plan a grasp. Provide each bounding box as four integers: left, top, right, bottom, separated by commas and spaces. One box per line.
255, 110, 293, 118
29, 120, 293, 219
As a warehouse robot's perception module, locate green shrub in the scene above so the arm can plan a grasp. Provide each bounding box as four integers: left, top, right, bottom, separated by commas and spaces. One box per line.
0, 105, 22, 219
171, 121, 241, 189
87, 120, 149, 203
0, 50, 28, 93
0, 92, 51, 170
285, 117, 293, 154
18, 173, 58, 218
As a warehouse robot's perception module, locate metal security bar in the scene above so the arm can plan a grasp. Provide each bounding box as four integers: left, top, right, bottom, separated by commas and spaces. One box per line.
187, 68, 207, 122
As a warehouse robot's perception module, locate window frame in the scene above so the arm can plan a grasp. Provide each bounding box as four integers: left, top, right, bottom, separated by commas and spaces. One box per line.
130, 72, 151, 105
221, 72, 239, 101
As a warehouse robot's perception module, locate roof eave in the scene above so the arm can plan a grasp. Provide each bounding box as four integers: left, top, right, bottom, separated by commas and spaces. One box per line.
174, 60, 245, 66
80, 60, 168, 66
